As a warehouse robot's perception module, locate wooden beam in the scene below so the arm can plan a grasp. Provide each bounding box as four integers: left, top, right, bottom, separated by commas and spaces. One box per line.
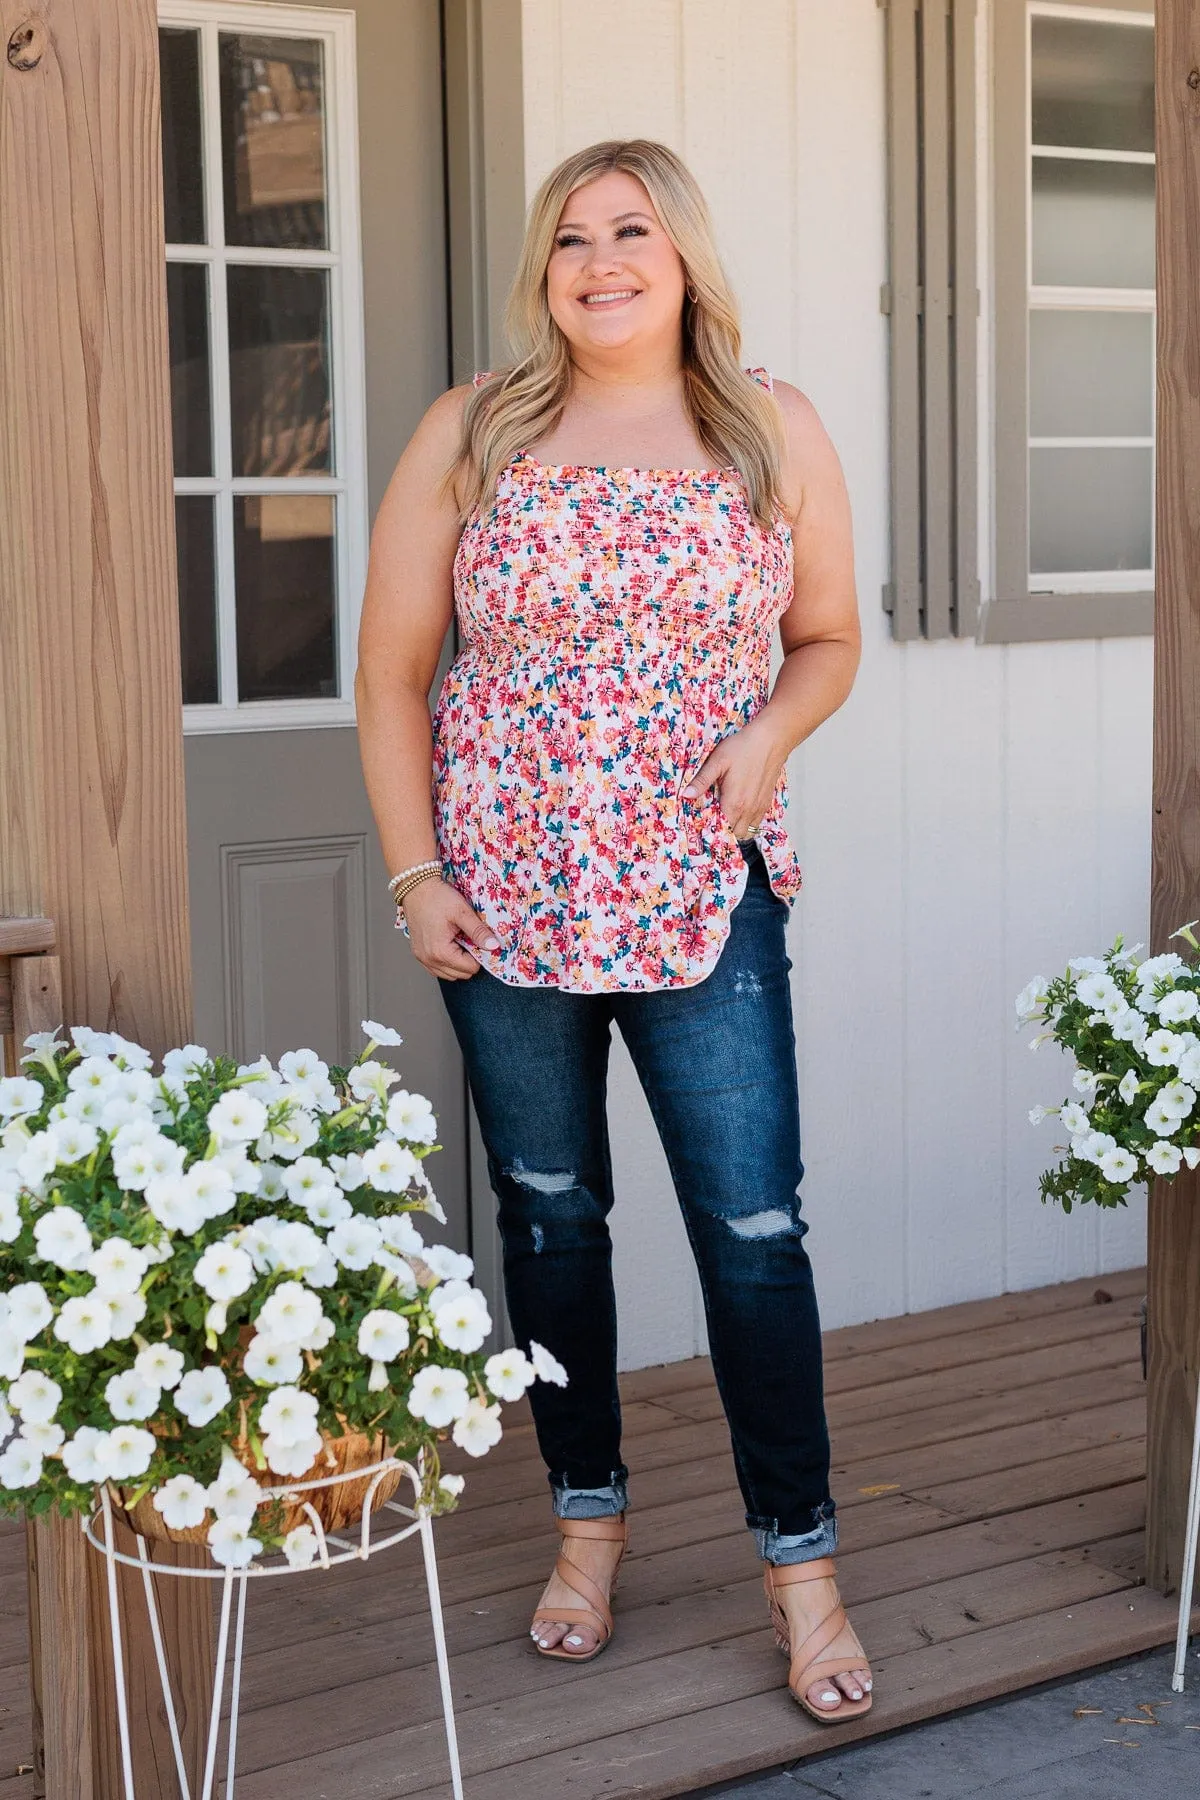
0, 1, 215, 1791
1146, 0, 1200, 1595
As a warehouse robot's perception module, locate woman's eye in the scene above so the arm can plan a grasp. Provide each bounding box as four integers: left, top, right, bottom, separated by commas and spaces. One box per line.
554, 233, 587, 249
616, 224, 650, 239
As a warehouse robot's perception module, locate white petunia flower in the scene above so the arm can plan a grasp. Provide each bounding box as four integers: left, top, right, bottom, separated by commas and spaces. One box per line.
451, 1398, 503, 1458
302, 1188, 352, 1229
0, 1327, 25, 1381
257, 1106, 321, 1164
182, 1162, 237, 1222
328, 1217, 382, 1271
66, 1054, 120, 1096
153, 1474, 209, 1531
87, 1237, 150, 1295
328, 1151, 368, 1192
206, 1089, 268, 1145
417, 1189, 448, 1226
266, 1221, 325, 1274
20, 1420, 64, 1453
361, 1139, 420, 1195
356, 1309, 410, 1362
105, 1425, 156, 1480
1146, 1140, 1184, 1175
282, 1524, 319, 1568
210, 1147, 260, 1194
112, 1132, 180, 1191
439, 1472, 466, 1499
1178, 1046, 1200, 1086
1076, 973, 1120, 1011
144, 1174, 206, 1237
61, 1426, 110, 1485
234, 1053, 285, 1098
207, 1453, 261, 1520
484, 1348, 536, 1403
1076, 1130, 1118, 1166
242, 1336, 303, 1386
361, 1020, 404, 1047
135, 1342, 185, 1391
1145, 1098, 1180, 1138
106, 1035, 154, 1072
174, 1366, 231, 1428
1072, 1068, 1101, 1097
194, 1242, 255, 1302
255, 1162, 288, 1204
1158, 1080, 1197, 1121
385, 1090, 438, 1145
529, 1341, 569, 1388
0, 1077, 44, 1120
1059, 1102, 1091, 1136
1112, 1008, 1148, 1047
1158, 988, 1200, 1025
106, 1291, 147, 1341
261, 1432, 322, 1478
1146, 1029, 1183, 1068
9, 1370, 62, 1422
16, 1132, 57, 1188
256, 1282, 324, 1346
54, 1294, 112, 1354
104, 1372, 159, 1422
407, 1365, 470, 1428
33, 1205, 93, 1271
1028, 1105, 1048, 1125
207, 1515, 261, 1569
0, 1193, 21, 1244
257, 1386, 319, 1448
1014, 978, 1049, 1024
378, 1214, 424, 1257
423, 1244, 474, 1283
1185, 1145, 1200, 1170
1098, 1147, 1139, 1185
281, 1157, 337, 1205
161, 1044, 210, 1082
0, 1438, 42, 1488
1118, 1069, 1142, 1105
6, 1282, 52, 1342
346, 1063, 399, 1107
432, 1288, 492, 1354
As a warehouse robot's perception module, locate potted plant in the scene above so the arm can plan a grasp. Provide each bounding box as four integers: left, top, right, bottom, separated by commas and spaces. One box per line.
1018, 921, 1200, 1212
0, 1020, 565, 1567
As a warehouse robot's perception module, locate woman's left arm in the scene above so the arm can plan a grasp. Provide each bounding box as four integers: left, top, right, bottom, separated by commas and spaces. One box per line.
682, 381, 861, 837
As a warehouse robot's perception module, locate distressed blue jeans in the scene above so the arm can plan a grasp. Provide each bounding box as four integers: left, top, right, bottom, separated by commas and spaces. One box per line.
437, 842, 836, 1565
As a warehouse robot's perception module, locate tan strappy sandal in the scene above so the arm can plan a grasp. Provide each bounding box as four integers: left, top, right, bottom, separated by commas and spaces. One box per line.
764, 1555, 873, 1722
530, 1514, 628, 1663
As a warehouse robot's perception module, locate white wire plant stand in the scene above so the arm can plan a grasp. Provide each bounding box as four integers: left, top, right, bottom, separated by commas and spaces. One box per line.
83, 1456, 464, 1800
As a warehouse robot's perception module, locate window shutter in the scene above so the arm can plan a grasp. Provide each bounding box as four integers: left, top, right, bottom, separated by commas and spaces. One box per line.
881, 0, 979, 640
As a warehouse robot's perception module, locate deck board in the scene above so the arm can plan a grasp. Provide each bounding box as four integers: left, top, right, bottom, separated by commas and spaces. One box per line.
1, 1267, 1189, 1799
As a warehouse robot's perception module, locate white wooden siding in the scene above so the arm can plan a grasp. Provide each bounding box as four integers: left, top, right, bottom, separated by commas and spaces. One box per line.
522, 0, 1150, 1369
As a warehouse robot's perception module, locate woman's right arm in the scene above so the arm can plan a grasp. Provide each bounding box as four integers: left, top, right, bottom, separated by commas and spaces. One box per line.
354, 386, 499, 980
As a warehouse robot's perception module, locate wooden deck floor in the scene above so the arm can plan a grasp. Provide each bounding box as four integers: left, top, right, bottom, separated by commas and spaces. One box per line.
1, 1266, 1193, 1799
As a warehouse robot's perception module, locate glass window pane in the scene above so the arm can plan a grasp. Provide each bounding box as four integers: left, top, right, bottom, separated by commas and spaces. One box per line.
1029, 447, 1152, 575
227, 266, 332, 476
1030, 310, 1153, 439
234, 495, 336, 701
1032, 158, 1154, 289
175, 497, 218, 705
160, 28, 205, 244
1032, 17, 1154, 154
166, 264, 212, 477
219, 33, 326, 250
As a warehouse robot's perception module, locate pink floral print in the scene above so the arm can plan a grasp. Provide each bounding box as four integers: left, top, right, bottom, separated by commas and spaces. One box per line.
429, 368, 804, 993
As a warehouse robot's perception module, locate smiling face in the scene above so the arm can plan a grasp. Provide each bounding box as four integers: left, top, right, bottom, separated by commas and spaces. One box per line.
545, 168, 688, 361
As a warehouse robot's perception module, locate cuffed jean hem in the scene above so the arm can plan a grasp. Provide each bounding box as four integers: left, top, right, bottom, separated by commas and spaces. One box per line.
550, 1475, 629, 1520
752, 1501, 838, 1565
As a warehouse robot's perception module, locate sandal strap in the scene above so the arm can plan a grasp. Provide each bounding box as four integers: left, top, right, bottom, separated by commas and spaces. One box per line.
557, 1515, 627, 1544
549, 1552, 614, 1633
764, 1555, 837, 1593
530, 1601, 611, 1642
798, 1653, 872, 1688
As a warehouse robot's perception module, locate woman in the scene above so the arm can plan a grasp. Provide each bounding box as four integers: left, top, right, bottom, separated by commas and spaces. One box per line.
355, 139, 869, 1721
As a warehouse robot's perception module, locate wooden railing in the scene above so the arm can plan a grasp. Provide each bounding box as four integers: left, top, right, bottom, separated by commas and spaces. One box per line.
0, 916, 60, 1074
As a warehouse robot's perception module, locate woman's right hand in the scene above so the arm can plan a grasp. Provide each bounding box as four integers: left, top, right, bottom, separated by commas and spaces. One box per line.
403, 879, 500, 980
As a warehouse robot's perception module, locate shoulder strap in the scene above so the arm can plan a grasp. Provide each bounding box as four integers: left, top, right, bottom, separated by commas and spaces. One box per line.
471, 369, 494, 390
746, 365, 774, 394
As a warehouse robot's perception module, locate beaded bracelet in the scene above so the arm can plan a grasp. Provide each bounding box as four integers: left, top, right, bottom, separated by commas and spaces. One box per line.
391, 866, 444, 910
387, 858, 442, 901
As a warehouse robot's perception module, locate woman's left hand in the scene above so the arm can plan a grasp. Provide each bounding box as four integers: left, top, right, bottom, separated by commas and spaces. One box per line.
681, 716, 789, 839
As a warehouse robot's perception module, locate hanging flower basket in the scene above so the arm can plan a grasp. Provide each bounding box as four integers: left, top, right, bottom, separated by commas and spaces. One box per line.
0, 1020, 568, 1570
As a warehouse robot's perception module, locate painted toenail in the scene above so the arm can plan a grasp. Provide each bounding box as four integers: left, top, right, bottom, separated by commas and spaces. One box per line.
565, 1634, 583, 1646
820, 1690, 839, 1704
864, 1679, 873, 1690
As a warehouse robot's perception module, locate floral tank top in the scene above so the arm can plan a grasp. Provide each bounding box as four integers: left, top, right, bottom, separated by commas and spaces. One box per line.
428, 367, 804, 994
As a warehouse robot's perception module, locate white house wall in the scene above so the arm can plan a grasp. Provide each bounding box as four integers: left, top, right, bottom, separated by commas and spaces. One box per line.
521, 0, 1151, 1370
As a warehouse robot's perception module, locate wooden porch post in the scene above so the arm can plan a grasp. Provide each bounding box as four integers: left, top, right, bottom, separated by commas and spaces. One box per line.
0, 2, 215, 1792
1146, 0, 1200, 1595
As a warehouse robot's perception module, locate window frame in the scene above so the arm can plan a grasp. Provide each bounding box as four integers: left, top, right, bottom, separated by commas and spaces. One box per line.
160, 0, 368, 733
981, 0, 1154, 644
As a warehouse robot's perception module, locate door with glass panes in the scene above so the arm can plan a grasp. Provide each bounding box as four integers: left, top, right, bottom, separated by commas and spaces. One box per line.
158, 1, 470, 1249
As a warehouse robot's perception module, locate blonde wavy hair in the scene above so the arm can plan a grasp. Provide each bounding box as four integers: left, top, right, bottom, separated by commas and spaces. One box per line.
449, 139, 786, 531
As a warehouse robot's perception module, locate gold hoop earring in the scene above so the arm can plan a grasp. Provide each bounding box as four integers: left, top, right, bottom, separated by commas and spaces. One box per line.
686, 283, 699, 304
